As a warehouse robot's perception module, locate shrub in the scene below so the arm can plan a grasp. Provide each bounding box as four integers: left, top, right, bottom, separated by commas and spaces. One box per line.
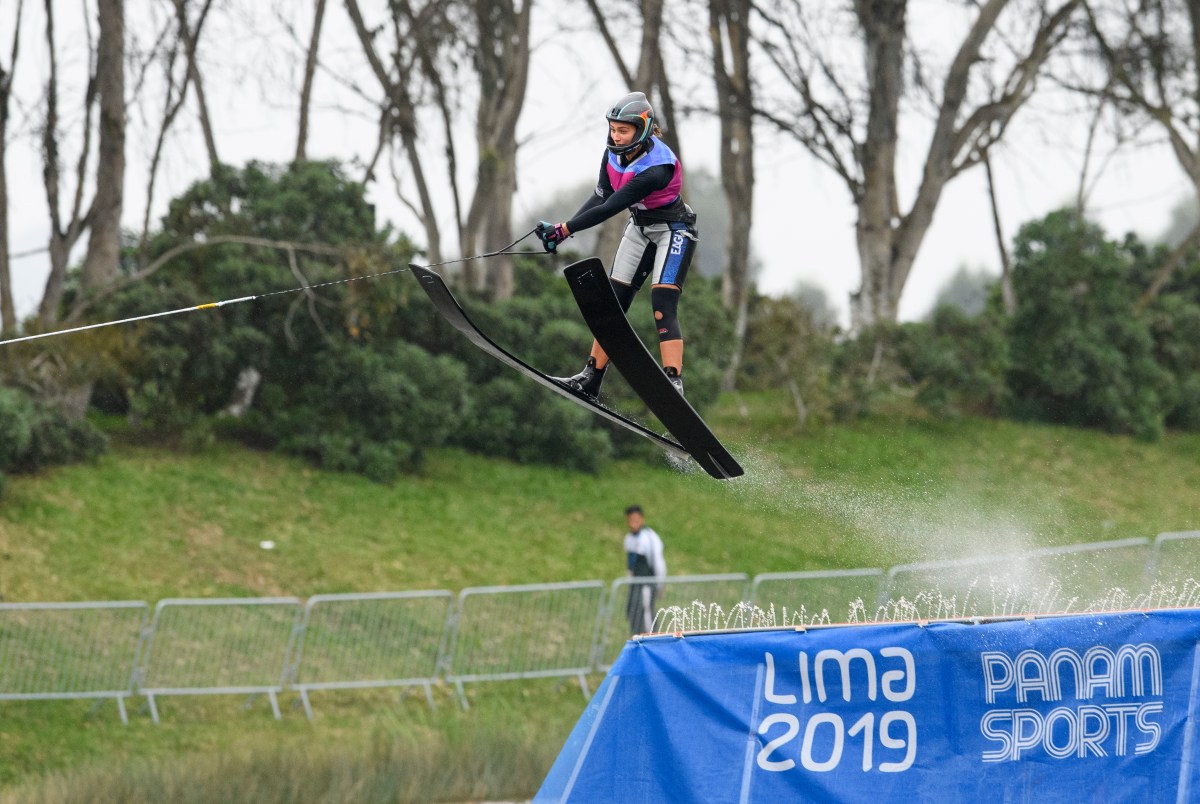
1137, 247, 1200, 431
0, 386, 107, 477
457, 376, 613, 472
1007, 210, 1173, 440
897, 302, 1010, 417
0, 387, 34, 470
264, 341, 470, 481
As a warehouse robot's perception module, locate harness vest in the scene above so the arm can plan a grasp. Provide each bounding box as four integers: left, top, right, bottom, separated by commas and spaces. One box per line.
607, 137, 683, 211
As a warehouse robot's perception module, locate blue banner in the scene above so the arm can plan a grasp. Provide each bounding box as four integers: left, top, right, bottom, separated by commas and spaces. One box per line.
536, 611, 1200, 803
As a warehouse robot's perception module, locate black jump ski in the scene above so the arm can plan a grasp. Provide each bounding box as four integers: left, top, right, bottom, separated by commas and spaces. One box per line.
409, 264, 692, 464
564, 258, 744, 480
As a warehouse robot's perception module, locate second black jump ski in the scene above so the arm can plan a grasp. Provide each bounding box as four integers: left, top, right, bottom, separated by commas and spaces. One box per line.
563, 258, 744, 480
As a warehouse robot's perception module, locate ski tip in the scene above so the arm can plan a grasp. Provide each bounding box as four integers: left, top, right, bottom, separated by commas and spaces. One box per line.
706, 453, 745, 480
410, 264, 440, 284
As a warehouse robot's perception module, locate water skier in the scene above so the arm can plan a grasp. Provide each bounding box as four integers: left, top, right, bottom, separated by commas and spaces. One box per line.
536, 91, 698, 399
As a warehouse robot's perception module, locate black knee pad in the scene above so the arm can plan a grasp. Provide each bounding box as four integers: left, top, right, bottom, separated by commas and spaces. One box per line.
651, 286, 682, 342
611, 279, 637, 313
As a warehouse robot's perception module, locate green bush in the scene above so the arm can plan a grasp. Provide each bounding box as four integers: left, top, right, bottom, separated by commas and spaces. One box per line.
826, 325, 910, 421
0, 386, 107, 477
736, 292, 837, 425
1136, 244, 1200, 431
0, 387, 34, 469
897, 302, 1010, 417
263, 341, 469, 480
1007, 210, 1173, 440
458, 376, 613, 472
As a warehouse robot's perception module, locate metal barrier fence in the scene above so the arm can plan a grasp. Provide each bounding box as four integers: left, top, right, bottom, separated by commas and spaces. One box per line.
443, 581, 606, 709
2, 533, 1197, 721
749, 569, 885, 624
881, 537, 1151, 618
137, 597, 302, 723
596, 573, 749, 670
0, 601, 147, 724
290, 591, 454, 718
1145, 531, 1200, 594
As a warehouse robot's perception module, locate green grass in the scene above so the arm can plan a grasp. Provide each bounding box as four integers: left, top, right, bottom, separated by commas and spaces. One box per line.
1, 391, 1198, 799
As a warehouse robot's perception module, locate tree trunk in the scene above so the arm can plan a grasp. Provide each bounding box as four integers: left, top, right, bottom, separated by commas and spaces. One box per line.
583, 0, 683, 162
38, 0, 94, 326
984, 151, 1016, 315
0, 152, 11, 336
711, 0, 755, 390
851, 0, 906, 329
461, 0, 531, 298
0, 0, 20, 335
173, 0, 219, 169
79, 0, 125, 294
761, 0, 1075, 329
344, 0, 444, 265
1137, 219, 1200, 313
295, 0, 327, 163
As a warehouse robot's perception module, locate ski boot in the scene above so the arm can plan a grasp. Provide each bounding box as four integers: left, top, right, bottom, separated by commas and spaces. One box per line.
556, 356, 606, 399
664, 366, 684, 397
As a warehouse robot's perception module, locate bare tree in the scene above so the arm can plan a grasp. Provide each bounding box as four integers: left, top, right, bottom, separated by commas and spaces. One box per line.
78, 0, 125, 296
295, 0, 328, 163
460, 0, 532, 298
136, 0, 215, 266
0, 0, 24, 335
757, 0, 1082, 328
172, 0, 219, 169
37, 0, 98, 326
982, 150, 1017, 315
583, 0, 683, 268
710, 0, 755, 389
344, 0, 450, 265
584, 0, 684, 156
1082, 0, 1200, 311
345, 0, 532, 298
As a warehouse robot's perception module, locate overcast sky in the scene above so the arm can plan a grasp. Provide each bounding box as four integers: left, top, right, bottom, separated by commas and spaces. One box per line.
3, 2, 1193, 326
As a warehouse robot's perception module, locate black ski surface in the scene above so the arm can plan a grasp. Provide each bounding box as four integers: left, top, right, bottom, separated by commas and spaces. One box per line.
564, 258, 744, 480
410, 264, 692, 464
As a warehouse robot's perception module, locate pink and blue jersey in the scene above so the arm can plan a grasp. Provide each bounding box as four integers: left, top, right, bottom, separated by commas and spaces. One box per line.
566, 137, 693, 233
606, 138, 683, 211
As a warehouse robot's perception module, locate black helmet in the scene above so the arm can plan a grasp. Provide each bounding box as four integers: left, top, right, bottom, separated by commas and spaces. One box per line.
606, 91, 655, 154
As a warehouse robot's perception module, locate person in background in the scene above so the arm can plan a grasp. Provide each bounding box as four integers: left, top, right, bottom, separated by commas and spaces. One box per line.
623, 504, 667, 635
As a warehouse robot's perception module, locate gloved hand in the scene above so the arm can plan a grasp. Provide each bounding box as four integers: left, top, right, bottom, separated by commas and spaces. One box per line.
535, 220, 570, 253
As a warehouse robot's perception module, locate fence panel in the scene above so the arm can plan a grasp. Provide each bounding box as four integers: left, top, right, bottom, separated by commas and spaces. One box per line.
597, 573, 749, 671
137, 597, 302, 722
0, 601, 147, 723
444, 581, 605, 709
881, 537, 1151, 619
1145, 532, 1200, 604
749, 569, 885, 624
290, 591, 454, 718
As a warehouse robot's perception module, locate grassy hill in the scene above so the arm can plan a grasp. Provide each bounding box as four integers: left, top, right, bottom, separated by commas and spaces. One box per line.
0, 391, 1197, 800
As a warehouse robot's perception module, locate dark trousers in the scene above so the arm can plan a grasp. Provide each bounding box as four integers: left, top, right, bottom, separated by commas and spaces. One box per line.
626, 577, 658, 635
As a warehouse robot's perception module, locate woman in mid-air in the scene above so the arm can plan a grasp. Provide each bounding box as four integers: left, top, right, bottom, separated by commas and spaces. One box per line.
537, 90, 697, 399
